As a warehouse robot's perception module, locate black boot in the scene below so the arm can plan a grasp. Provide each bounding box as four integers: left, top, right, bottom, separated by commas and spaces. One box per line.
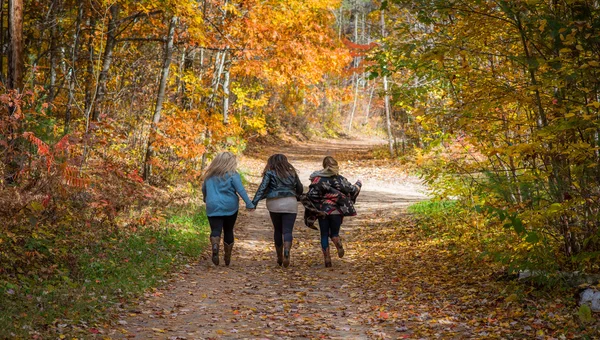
210, 236, 220, 266
283, 241, 292, 268
275, 245, 283, 266
224, 242, 234, 266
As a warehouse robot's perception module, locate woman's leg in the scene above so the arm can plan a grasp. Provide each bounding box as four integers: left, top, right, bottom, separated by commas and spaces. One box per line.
269, 212, 284, 247
222, 211, 238, 266
222, 211, 238, 245
208, 216, 224, 238
280, 213, 297, 268
318, 216, 332, 267
207, 216, 224, 265
280, 213, 297, 243
318, 217, 331, 250
269, 212, 284, 266
328, 215, 344, 258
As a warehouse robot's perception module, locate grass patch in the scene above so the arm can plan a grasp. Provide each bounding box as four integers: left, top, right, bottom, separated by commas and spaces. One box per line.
407, 200, 459, 235
407, 199, 490, 259
407, 199, 457, 215
0, 208, 209, 338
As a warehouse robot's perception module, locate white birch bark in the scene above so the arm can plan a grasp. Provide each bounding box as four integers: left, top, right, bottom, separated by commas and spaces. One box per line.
381, 9, 394, 156
143, 15, 178, 180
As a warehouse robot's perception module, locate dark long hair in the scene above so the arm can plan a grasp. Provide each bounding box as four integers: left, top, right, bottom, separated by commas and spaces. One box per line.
262, 154, 297, 178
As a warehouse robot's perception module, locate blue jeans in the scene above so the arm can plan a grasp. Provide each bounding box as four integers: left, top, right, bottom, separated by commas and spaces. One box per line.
269, 212, 296, 247
318, 215, 342, 250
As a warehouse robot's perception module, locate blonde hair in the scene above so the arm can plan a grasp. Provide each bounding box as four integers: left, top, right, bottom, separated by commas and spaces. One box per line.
323, 156, 339, 175
203, 152, 237, 180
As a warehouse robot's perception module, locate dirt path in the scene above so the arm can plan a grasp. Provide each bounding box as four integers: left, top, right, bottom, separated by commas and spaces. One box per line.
109, 138, 427, 339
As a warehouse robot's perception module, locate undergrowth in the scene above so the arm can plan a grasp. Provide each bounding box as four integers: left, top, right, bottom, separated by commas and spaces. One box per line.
408, 199, 519, 270
407, 200, 584, 286
0, 208, 209, 338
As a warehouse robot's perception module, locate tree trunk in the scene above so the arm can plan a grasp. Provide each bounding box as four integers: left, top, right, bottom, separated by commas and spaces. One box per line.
0, 0, 4, 84
381, 9, 394, 156
84, 13, 96, 124
198, 47, 204, 83
348, 7, 359, 133
348, 75, 359, 132
338, 6, 343, 40
399, 109, 407, 154
176, 46, 186, 100
47, 0, 61, 103
4, 0, 23, 182
363, 86, 375, 123
92, 4, 119, 122
143, 15, 178, 181
208, 48, 227, 109
182, 49, 195, 110
7, 0, 23, 92
223, 66, 230, 124
64, 1, 83, 133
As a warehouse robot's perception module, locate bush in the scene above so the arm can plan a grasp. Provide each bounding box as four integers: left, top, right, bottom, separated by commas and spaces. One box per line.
0, 208, 209, 338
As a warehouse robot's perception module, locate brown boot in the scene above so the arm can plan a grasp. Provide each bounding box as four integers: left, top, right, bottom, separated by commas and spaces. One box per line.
331, 236, 345, 258
275, 245, 283, 266
224, 242, 234, 266
210, 236, 220, 266
322, 247, 332, 267
283, 241, 292, 268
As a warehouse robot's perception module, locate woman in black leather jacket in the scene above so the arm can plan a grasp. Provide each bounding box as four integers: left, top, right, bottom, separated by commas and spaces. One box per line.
252, 154, 303, 267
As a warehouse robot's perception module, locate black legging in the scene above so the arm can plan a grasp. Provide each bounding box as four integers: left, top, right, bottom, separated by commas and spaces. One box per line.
208, 211, 238, 244
269, 212, 296, 247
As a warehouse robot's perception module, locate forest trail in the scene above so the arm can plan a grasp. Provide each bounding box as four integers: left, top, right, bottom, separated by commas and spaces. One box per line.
110, 138, 428, 339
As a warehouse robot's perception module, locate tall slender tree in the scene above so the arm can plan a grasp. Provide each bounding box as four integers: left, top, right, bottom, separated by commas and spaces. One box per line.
7, 0, 23, 92
143, 15, 178, 180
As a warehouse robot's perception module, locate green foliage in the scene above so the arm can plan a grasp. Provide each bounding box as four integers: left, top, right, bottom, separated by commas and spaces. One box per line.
376, 0, 600, 274
0, 208, 209, 338
578, 304, 594, 324
408, 198, 566, 280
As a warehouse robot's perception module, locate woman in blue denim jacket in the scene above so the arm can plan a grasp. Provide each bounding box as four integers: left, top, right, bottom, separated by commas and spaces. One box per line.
252, 154, 303, 267
202, 152, 255, 266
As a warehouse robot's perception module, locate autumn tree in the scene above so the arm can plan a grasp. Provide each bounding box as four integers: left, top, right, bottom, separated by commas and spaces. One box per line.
374, 0, 600, 272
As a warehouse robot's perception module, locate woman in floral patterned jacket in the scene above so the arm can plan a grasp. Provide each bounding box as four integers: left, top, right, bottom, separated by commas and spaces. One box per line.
307, 156, 361, 267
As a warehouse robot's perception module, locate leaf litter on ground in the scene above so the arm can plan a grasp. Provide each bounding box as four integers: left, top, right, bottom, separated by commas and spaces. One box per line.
104, 139, 597, 339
